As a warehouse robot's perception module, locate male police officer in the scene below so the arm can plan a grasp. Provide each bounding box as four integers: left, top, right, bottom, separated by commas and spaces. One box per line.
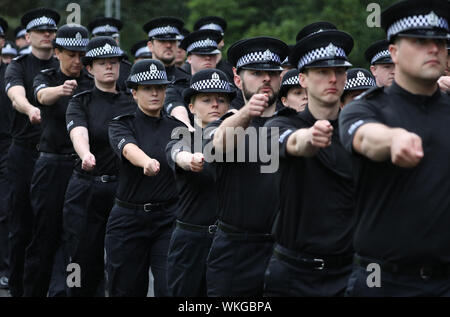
365, 40, 395, 87
340, 0, 450, 296
130, 40, 152, 63
5, 7, 60, 297
341, 68, 377, 107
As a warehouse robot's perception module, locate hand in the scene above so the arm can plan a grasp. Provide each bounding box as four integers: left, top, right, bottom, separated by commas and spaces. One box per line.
28, 107, 41, 124
308, 120, 333, 148
391, 130, 423, 168
245, 93, 269, 118
81, 152, 96, 171
438, 76, 450, 92
60, 80, 78, 96
144, 158, 160, 176
189, 152, 204, 172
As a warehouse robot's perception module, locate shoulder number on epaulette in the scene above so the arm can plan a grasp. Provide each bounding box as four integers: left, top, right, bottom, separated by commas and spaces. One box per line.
72, 90, 92, 99
112, 113, 135, 121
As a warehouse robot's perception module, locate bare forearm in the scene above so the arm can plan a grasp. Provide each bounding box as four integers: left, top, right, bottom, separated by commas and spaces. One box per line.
8, 88, 35, 115
175, 151, 193, 171
37, 86, 62, 106
212, 108, 252, 152
286, 129, 319, 157
70, 128, 91, 159
123, 143, 151, 168
171, 106, 195, 131
353, 123, 401, 161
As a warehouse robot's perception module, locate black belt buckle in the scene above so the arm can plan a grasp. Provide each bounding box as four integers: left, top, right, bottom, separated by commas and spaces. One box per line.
100, 175, 109, 183
420, 266, 432, 280
208, 225, 217, 234
143, 203, 154, 212
313, 258, 325, 270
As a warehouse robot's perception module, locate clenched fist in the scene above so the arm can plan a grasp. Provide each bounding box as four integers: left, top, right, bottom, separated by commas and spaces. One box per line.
144, 158, 160, 176
391, 130, 423, 168
308, 120, 333, 148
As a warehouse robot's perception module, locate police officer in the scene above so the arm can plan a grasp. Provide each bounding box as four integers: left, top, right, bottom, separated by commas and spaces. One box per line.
194, 16, 233, 82
279, 69, 308, 112
0, 18, 7, 50
166, 69, 234, 297
165, 29, 222, 131
143, 17, 189, 83
23, 24, 92, 297
130, 40, 152, 63
341, 68, 376, 107
203, 37, 288, 296
437, 40, 450, 91
64, 36, 136, 296
106, 59, 182, 297
175, 28, 189, 69
339, 0, 450, 296
4, 7, 60, 297
2, 41, 18, 64
14, 26, 29, 49
88, 17, 131, 93
365, 39, 395, 87
263, 27, 355, 297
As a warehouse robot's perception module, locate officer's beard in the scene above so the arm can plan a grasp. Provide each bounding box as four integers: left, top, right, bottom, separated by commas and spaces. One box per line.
158, 55, 175, 67
242, 81, 278, 107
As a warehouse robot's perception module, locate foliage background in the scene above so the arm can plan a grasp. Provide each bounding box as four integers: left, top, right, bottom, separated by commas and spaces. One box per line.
0, 0, 398, 68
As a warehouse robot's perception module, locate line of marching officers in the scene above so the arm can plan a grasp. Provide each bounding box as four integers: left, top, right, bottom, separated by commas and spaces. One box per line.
0, 0, 450, 297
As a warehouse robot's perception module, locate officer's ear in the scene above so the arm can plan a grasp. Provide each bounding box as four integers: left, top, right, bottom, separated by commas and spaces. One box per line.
233, 67, 242, 90
389, 42, 399, 65
147, 40, 153, 52
187, 54, 192, 64
131, 88, 138, 102
299, 71, 308, 89
281, 96, 288, 107
25, 32, 31, 42
370, 65, 377, 77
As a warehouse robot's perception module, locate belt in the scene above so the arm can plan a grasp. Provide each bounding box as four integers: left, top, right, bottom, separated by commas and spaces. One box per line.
176, 220, 217, 234
115, 197, 177, 213
217, 221, 273, 242
39, 152, 77, 160
274, 244, 353, 270
354, 254, 450, 280
74, 170, 117, 183
12, 139, 39, 151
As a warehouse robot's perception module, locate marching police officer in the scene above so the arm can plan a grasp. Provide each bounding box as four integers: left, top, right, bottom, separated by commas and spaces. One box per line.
203, 37, 288, 296
339, 0, 450, 296
64, 36, 136, 296
14, 26, 29, 49
4, 7, 60, 297
166, 69, 234, 296
341, 68, 376, 107
365, 39, 395, 87
23, 24, 92, 297
130, 40, 152, 63
106, 59, 183, 297
2, 42, 18, 64
278, 69, 308, 112
264, 26, 356, 296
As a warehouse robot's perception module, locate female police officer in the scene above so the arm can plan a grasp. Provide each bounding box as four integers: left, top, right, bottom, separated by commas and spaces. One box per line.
64, 36, 135, 296
165, 69, 234, 296
106, 59, 183, 297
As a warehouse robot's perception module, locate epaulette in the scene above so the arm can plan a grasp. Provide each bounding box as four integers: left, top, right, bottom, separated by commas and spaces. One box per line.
354, 86, 384, 101
121, 59, 132, 66
274, 106, 297, 117
12, 54, 27, 62
40, 68, 56, 75
72, 90, 92, 98
112, 112, 135, 121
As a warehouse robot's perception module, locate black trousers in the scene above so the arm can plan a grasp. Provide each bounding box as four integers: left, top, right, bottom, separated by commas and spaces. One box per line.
7, 142, 38, 297
63, 172, 116, 297
167, 222, 215, 297
105, 203, 176, 297
23, 154, 74, 296
263, 246, 353, 297
206, 228, 274, 297
0, 140, 11, 278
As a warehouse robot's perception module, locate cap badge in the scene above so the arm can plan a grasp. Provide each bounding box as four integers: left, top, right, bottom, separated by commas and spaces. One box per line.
41, 16, 49, 24
150, 63, 158, 74
105, 24, 111, 32
426, 12, 439, 27
357, 71, 365, 79
211, 72, 220, 82
104, 43, 112, 52
326, 43, 338, 57
165, 26, 171, 33
75, 32, 82, 40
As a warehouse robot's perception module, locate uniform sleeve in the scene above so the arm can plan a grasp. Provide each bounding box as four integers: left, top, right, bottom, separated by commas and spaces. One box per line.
33, 72, 51, 106
66, 95, 88, 133
264, 116, 298, 159
202, 113, 235, 163
108, 117, 138, 160
164, 84, 187, 115
4, 59, 24, 93
165, 131, 191, 172
339, 99, 383, 154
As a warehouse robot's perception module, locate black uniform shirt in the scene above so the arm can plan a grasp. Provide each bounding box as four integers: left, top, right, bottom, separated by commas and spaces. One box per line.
66, 86, 136, 176
33, 68, 93, 154
203, 112, 279, 233
0, 62, 13, 142
117, 59, 132, 93
165, 64, 190, 83
5, 53, 59, 144
109, 107, 183, 203
166, 126, 218, 226
164, 77, 191, 119
266, 106, 355, 256
339, 82, 450, 263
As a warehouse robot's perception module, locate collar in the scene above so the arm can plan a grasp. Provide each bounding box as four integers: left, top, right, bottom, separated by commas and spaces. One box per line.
136, 106, 163, 121
93, 85, 121, 98
387, 80, 442, 104
301, 104, 339, 128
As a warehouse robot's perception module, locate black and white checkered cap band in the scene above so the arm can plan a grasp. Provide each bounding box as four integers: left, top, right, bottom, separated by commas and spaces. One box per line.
187, 38, 218, 53
387, 12, 449, 40
135, 46, 151, 57
282, 75, 300, 86
297, 45, 347, 70
2, 45, 17, 55
191, 79, 230, 91
199, 23, 224, 33
148, 26, 180, 38
56, 37, 89, 47
26, 16, 57, 30
129, 70, 167, 83
92, 25, 119, 35
86, 44, 122, 57
237, 50, 281, 68
371, 50, 390, 64
345, 74, 376, 90
17, 29, 26, 38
